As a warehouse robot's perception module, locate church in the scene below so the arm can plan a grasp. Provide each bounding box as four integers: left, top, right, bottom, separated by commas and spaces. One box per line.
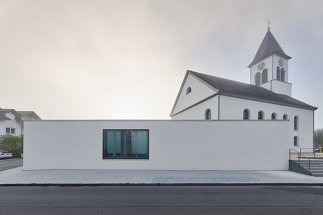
170, 28, 317, 151
22, 28, 317, 171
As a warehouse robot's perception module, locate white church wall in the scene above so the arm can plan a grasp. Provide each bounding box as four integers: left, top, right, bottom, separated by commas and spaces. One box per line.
23, 120, 289, 170
172, 73, 217, 115
219, 95, 314, 151
172, 96, 218, 120
271, 80, 292, 96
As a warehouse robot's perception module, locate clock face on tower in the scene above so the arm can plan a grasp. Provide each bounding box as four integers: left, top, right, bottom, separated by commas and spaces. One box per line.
257, 62, 265, 71
278, 58, 285, 67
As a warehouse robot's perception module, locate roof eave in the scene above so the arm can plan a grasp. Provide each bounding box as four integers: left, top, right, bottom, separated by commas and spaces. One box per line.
248, 53, 292, 68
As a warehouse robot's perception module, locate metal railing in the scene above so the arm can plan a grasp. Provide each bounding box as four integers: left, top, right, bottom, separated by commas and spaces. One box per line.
289, 148, 311, 172
300, 147, 316, 159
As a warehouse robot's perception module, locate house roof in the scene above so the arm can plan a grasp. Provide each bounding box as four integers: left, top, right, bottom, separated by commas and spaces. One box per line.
0, 109, 23, 123
0, 113, 10, 121
188, 70, 317, 111
248, 30, 291, 68
17, 111, 41, 120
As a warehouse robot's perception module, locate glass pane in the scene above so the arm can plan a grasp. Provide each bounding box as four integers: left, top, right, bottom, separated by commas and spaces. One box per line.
137, 131, 147, 156
106, 131, 115, 155
115, 131, 121, 155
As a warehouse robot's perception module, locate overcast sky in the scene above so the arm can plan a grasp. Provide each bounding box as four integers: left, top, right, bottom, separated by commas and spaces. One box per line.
0, 0, 322, 128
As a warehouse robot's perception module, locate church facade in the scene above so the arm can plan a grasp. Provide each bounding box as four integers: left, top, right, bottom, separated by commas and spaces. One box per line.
170, 29, 317, 151
22, 29, 317, 171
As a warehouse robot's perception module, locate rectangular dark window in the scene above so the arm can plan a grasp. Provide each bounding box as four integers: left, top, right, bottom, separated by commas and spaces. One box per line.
6, 128, 10, 134
11, 128, 15, 134
103, 129, 149, 159
294, 136, 298, 146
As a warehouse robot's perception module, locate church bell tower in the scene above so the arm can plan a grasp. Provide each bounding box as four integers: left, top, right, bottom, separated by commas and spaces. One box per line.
248, 27, 292, 96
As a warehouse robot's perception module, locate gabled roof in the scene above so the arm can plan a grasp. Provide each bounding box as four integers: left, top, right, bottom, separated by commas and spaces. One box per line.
0, 113, 10, 121
248, 30, 291, 68
17, 111, 41, 120
188, 70, 317, 111
0, 109, 23, 123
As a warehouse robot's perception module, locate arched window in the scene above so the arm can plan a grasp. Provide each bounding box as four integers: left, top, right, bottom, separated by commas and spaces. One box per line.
243, 109, 250, 120
283, 114, 288, 120
276, 66, 281, 81
294, 116, 299, 131
186, 87, 191, 95
271, 112, 277, 120
255, 72, 261, 85
281, 68, 285, 82
262, 69, 268, 83
258, 111, 264, 120
205, 109, 211, 120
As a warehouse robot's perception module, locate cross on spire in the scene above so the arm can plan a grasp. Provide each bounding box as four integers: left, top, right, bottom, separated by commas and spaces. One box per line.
267, 20, 271, 31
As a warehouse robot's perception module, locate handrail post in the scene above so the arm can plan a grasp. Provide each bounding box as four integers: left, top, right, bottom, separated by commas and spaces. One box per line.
309, 159, 311, 172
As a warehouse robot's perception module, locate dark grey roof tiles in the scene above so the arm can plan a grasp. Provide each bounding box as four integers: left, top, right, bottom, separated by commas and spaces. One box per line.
248, 30, 291, 68
189, 70, 317, 110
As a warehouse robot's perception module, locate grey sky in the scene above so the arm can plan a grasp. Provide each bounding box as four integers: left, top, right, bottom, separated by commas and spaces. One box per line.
0, 0, 322, 128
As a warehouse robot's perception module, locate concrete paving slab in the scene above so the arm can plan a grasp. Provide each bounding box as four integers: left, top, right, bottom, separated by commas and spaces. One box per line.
1, 168, 323, 185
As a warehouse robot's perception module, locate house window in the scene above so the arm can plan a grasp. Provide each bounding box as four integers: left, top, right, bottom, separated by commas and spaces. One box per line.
277, 66, 281, 81
103, 129, 149, 159
294, 136, 298, 146
255, 72, 261, 85
262, 69, 268, 83
6, 128, 10, 134
258, 111, 264, 120
283, 114, 288, 120
271, 112, 277, 120
205, 109, 211, 120
243, 109, 250, 120
294, 116, 299, 131
186, 87, 192, 95
281, 68, 285, 82
11, 128, 15, 134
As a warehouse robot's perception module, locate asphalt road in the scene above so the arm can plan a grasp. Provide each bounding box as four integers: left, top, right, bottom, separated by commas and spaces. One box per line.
0, 158, 22, 171
0, 186, 322, 215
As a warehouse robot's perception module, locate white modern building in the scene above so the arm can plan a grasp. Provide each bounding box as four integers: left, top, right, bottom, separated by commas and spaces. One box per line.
23, 28, 317, 171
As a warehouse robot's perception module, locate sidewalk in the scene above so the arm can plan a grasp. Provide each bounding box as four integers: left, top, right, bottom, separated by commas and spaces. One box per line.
1, 167, 323, 185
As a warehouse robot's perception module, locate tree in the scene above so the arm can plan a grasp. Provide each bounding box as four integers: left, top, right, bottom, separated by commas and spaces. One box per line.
314, 129, 323, 147
0, 135, 23, 158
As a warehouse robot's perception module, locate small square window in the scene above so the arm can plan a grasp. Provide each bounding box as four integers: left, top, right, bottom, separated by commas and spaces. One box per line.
6, 128, 10, 134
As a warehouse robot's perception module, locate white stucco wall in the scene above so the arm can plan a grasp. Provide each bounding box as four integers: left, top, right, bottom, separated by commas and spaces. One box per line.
219, 95, 314, 150
24, 120, 289, 171
172, 73, 216, 115
172, 96, 218, 120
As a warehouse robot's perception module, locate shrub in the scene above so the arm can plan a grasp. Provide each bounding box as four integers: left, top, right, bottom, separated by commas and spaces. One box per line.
0, 135, 23, 158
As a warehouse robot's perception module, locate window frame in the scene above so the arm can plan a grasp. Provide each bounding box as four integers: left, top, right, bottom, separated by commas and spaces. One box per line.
271, 112, 277, 120
294, 136, 299, 146
102, 129, 149, 159
258, 111, 264, 120
262, 68, 268, 84
186, 87, 192, 95
294, 116, 299, 131
205, 109, 211, 120
243, 109, 250, 120
5, 127, 10, 134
